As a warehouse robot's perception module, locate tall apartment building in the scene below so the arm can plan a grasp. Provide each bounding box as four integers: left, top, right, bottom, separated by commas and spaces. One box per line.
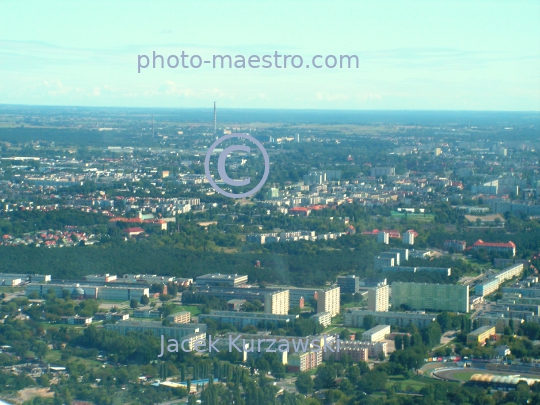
392, 282, 470, 313
344, 310, 436, 329
377, 231, 389, 244
368, 285, 389, 312
317, 286, 340, 316
402, 231, 415, 245
264, 290, 290, 315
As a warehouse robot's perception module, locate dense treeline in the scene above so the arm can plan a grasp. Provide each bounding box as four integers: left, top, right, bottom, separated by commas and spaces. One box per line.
0, 242, 373, 287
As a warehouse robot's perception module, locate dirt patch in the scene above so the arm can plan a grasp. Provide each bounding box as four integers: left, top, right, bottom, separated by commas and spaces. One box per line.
14, 388, 54, 404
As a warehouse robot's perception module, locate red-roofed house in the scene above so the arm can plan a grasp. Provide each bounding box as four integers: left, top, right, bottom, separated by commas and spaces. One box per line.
471, 239, 516, 256
289, 207, 311, 216
124, 227, 145, 237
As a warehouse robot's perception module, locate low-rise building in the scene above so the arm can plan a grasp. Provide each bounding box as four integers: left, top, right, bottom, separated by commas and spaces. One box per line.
310, 312, 332, 328
467, 326, 496, 344
362, 325, 391, 342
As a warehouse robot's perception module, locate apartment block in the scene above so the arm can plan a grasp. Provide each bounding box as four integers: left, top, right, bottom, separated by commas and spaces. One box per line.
287, 351, 322, 372
166, 311, 191, 324
317, 286, 340, 316
475, 278, 501, 297
391, 282, 469, 313
198, 311, 298, 330
368, 285, 389, 312
264, 290, 290, 315
323, 340, 387, 361
344, 310, 435, 329
310, 312, 332, 328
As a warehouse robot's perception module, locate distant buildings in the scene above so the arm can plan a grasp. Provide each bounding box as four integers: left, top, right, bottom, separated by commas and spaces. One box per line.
391, 282, 470, 313
475, 264, 524, 298
0, 273, 51, 285
444, 240, 466, 251
317, 287, 340, 316
368, 285, 389, 312
195, 273, 248, 287
370, 167, 395, 177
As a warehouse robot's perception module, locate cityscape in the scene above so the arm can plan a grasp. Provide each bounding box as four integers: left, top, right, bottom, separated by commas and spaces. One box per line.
0, 106, 539, 405
1, 1, 540, 405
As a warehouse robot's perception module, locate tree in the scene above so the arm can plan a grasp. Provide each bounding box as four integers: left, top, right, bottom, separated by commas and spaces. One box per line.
130, 299, 138, 309
363, 314, 376, 330
140, 295, 149, 305
395, 335, 403, 350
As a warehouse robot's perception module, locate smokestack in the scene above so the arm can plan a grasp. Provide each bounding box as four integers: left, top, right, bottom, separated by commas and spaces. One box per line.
213, 102, 217, 139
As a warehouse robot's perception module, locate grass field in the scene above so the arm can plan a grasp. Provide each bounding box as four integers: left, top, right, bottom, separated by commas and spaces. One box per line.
386, 376, 428, 392
390, 211, 435, 221
450, 371, 479, 381
45, 349, 102, 368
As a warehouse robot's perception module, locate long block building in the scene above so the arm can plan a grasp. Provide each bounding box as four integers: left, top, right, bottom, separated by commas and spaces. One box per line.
391, 282, 469, 313
198, 311, 298, 330
26, 283, 149, 301
344, 310, 435, 329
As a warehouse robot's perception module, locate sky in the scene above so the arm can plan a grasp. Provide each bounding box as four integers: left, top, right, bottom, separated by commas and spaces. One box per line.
0, 0, 539, 111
